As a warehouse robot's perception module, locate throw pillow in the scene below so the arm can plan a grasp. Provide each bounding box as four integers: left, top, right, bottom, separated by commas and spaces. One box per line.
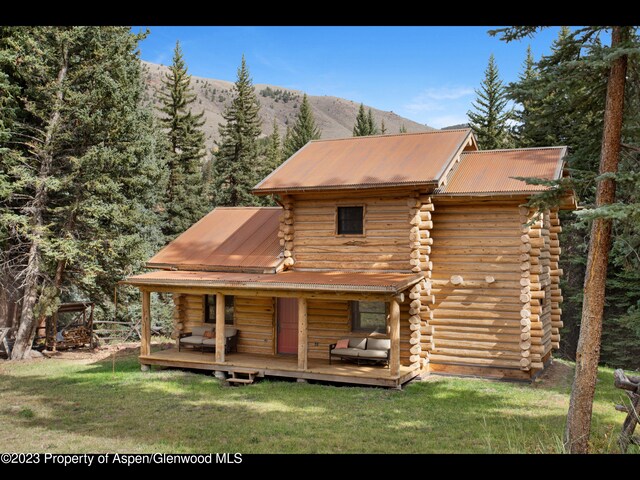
335, 339, 349, 349
203, 330, 215, 339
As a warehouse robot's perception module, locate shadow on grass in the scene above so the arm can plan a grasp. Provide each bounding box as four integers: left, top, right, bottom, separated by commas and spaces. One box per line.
0, 353, 625, 453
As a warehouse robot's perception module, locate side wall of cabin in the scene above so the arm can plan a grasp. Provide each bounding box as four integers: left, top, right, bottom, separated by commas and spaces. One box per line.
427, 199, 562, 379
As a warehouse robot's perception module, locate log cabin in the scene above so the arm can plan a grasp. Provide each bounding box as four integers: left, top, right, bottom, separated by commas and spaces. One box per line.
123, 129, 576, 387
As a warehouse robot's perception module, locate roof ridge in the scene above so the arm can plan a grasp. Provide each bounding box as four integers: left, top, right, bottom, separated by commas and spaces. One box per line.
308, 128, 471, 143
464, 146, 567, 154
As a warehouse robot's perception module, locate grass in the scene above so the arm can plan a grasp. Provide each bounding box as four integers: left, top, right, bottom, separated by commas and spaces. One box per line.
0, 345, 636, 453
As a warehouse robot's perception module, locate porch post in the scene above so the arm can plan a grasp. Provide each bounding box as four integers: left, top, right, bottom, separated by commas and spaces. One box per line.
140, 289, 151, 358
298, 297, 308, 370
390, 298, 400, 376
215, 293, 225, 363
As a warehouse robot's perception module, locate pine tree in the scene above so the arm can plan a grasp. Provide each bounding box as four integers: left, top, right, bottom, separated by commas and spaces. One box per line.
264, 119, 282, 174
158, 41, 207, 240
283, 93, 321, 158
212, 55, 262, 206
399, 124, 407, 133
367, 108, 379, 135
380, 119, 387, 135
493, 25, 640, 454
0, 27, 165, 359
467, 54, 512, 149
508, 46, 539, 146
353, 103, 370, 136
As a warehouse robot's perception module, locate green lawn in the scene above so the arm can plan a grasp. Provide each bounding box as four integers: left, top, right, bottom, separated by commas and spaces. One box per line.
0, 345, 635, 453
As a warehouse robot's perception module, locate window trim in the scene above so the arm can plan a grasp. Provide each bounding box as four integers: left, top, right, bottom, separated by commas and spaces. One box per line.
204, 295, 235, 325
335, 204, 366, 237
349, 300, 388, 334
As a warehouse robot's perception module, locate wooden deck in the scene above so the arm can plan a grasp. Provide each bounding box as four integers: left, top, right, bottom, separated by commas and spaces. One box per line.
140, 348, 420, 388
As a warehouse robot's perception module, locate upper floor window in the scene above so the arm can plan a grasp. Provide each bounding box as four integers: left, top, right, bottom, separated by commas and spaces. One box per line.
337, 206, 364, 235
204, 295, 235, 324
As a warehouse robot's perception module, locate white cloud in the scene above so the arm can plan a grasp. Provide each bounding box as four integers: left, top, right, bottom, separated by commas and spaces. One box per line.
427, 114, 470, 129
405, 86, 474, 112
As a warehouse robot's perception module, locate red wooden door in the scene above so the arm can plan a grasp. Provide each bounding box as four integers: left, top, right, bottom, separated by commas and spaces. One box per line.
277, 298, 298, 354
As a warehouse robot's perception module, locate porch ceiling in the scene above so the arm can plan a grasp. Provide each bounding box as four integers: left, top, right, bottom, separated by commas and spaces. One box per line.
122, 270, 424, 295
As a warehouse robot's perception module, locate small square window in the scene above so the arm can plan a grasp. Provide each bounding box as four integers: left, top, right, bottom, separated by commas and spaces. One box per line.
337, 206, 364, 235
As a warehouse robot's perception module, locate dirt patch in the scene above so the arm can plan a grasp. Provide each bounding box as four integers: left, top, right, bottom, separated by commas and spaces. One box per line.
43, 342, 143, 363
1, 340, 173, 366
534, 360, 574, 390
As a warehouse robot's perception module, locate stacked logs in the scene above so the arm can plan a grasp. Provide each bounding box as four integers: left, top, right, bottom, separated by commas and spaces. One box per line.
519, 207, 553, 371
549, 209, 563, 350
408, 195, 435, 368
279, 196, 295, 269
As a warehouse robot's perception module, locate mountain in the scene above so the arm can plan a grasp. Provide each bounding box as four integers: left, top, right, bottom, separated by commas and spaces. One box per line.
142, 61, 434, 151
442, 123, 470, 130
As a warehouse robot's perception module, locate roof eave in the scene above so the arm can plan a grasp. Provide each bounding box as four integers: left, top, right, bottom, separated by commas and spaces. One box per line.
120, 275, 423, 295
253, 180, 438, 196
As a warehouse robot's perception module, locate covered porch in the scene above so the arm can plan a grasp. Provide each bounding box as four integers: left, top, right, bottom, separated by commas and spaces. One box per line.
124, 270, 425, 388
140, 350, 419, 388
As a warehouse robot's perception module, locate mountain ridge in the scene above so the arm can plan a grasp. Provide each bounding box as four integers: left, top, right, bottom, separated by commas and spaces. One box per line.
142, 61, 435, 151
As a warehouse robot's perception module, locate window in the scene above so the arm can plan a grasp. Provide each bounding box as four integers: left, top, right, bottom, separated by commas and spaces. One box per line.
350, 301, 387, 333
337, 206, 364, 235
204, 295, 234, 324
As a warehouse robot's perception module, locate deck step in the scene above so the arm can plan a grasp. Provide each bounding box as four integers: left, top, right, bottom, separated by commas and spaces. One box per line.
226, 369, 260, 386
226, 377, 254, 384
231, 368, 260, 375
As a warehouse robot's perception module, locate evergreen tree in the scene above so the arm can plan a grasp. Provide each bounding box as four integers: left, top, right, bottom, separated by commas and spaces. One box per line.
399, 124, 407, 133
494, 25, 640, 454
212, 55, 262, 206
366, 108, 379, 135
283, 93, 321, 158
353, 103, 369, 136
507, 46, 538, 146
158, 41, 207, 239
467, 54, 512, 149
380, 119, 387, 135
0, 27, 165, 359
263, 119, 282, 175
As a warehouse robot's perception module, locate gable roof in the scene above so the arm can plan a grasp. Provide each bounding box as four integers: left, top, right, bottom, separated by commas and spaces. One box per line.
146, 207, 282, 273
436, 147, 567, 195
253, 129, 475, 194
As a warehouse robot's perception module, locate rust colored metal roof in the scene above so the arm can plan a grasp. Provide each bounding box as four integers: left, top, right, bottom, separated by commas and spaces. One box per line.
147, 207, 282, 272
437, 147, 567, 195
123, 270, 424, 294
253, 129, 474, 194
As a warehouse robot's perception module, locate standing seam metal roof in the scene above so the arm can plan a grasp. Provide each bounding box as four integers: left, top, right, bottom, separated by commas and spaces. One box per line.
146, 207, 282, 271
253, 129, 474, 193
436, 147, 567, 195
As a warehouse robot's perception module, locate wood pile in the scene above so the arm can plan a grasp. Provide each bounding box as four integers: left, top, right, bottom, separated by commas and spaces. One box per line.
614, 369, 640, 453
57, 326, 92, 348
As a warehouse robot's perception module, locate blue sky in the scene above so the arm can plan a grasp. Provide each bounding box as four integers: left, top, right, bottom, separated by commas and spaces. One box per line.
135, 26, 562, 129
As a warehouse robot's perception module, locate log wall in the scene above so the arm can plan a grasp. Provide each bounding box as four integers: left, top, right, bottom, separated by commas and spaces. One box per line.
307, 299, 350, 359
290, 192, 414, 271
171, 294, 276, 355
429, 200, 536, 376
234, 296, 275, 355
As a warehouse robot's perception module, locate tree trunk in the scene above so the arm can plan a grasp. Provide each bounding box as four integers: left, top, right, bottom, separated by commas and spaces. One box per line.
11, 43, 69, 360
564, 26, 629, 454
